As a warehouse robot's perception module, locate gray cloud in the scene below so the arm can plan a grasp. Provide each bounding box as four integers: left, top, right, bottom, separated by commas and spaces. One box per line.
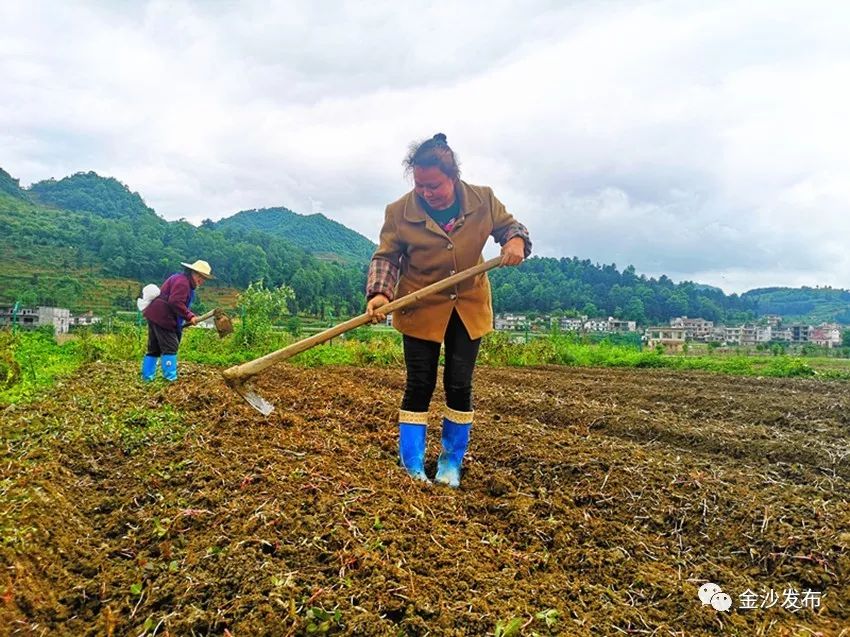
1, 0, 849, 293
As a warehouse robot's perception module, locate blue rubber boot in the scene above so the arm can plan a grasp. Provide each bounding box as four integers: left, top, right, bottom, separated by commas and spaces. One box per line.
435, 407, 473, 488
141, 355, 158, 382
161, 354, 178, 381
398, 410, 429, 482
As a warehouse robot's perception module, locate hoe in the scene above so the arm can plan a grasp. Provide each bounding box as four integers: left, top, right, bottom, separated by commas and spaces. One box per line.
192, 308, 234, 338
222, 257, 503, 415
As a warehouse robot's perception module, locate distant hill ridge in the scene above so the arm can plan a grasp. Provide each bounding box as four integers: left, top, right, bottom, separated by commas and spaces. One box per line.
0, 169, 365, 316
742, 287, 850, 324
0, 167, 27, 199
26, 171, 377, 264
213, 207, 376, 264
29, 171, 156, 219
1, 165, 848, 325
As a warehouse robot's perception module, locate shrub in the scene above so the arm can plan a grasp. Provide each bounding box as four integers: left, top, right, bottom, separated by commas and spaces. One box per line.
237, 281, 295, 348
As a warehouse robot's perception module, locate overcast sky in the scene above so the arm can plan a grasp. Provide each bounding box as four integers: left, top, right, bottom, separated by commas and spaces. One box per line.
2, 1, 849, 293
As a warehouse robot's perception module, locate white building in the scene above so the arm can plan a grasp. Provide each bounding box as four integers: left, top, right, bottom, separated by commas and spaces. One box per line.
70, 312, 102, 327
551, 315, 586, 332
723, 326, 743, 345
584, 318, 610, 332
644, 326, 686, 352
38, 307, 71, 334
741, 325, 757, 346
494, 314, 529, 330
0, 306, 70, 333
772, 327, 793, 342
670, 316, 714, 341
810, 323, 842, 348
608, 317, 637, 333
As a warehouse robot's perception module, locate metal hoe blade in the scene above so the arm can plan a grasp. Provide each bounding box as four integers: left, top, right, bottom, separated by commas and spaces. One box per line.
230, 380, 274, 416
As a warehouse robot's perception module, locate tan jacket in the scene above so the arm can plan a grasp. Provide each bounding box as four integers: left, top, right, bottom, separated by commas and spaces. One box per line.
370, 181, 530, 343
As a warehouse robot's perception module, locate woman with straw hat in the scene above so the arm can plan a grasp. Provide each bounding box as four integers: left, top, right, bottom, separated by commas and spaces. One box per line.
141, 259, 213, 382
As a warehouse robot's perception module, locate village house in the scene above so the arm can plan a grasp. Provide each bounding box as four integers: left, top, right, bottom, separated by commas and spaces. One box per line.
0, 306, 39, 329
756, 325, 773, 343
666, 314, 841, 347
495, 312, 843, 349
0, 306, 71, 333
741, 325, 758, 346
70, 311, 103, 327
723, 325, 743, 345
493, 313, 529, 331
772, 326, 793, 342
551, 315, 586, 332
789, 324, 811, 344
810, 323, 842, 348
607, 317, 637, 332
670, 316, 714, 341
644, 326, 687, 353
584, 317, 610, 332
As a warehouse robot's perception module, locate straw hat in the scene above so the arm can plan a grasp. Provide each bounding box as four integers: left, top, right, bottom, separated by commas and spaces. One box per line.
181, 259, 214, 279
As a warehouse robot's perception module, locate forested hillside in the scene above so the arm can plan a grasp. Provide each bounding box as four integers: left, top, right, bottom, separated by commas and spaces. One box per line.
1, 172, 364, 316
213, 207, 375, 264
742, 287, 850, 324
0, 168, 27, 199
489, 259, 757, 324
2, 167, 847, 324
29, 171, 154, 220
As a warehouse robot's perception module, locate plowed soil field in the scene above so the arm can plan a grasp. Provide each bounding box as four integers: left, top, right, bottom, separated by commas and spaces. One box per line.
2, 363, 849, 636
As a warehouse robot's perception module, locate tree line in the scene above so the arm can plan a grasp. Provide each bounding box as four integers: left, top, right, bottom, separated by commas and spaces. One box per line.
2, 173, 365, 317
4, 168, 838, 326
489, 258, 756, 324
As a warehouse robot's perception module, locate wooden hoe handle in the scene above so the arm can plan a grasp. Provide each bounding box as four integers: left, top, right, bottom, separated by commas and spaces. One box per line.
222, 256, 503, 382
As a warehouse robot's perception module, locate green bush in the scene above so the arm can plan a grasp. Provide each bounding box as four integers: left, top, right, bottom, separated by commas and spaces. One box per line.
236, 281, 295, 348
351, 334, 404, 366
762, 358, 815, 377
293, 343, 357, 367
0, 329, 83, 404
76, 327, 106, 362
100, 324, 144, 361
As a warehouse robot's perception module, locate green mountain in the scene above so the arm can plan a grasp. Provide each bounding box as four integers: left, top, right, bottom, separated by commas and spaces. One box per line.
0, 168, 27, 199
0, 170, 365, 316
489, 259, 760, 325
742, 287, 850, 324
213, 207, 376, 265
29, 171, 154, 219
1, 166, 848, 326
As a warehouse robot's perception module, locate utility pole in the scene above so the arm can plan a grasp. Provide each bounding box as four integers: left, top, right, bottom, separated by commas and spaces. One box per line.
11, 300, 20, 334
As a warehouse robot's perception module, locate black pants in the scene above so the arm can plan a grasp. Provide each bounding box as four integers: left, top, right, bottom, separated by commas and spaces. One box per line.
146, 322, 181, 356
401, 310, 481, 413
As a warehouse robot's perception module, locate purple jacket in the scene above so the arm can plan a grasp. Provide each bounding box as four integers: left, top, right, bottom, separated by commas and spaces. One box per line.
143, 272, 196, 332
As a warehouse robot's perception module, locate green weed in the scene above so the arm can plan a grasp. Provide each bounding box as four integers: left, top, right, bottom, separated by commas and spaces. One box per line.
494, 617, 524, 637
303, 606, 343, 634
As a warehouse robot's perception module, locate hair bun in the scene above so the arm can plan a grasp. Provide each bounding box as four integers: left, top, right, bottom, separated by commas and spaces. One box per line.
432, 133, 447, 144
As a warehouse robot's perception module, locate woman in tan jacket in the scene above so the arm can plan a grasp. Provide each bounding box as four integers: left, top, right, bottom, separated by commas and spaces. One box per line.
366, 133, 531, 487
